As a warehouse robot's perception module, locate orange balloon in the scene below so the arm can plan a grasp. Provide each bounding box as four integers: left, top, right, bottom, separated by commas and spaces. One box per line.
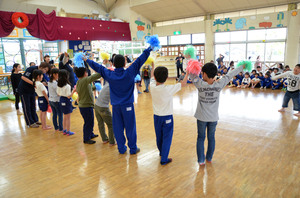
292, 11, 297, 16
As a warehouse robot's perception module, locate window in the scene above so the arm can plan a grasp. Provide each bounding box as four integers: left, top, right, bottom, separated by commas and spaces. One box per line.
247, 43, 265, 62
23, 40, 42, 66
158, 36, 168, 45
265, 42, 285, 61
230, 44, 246, 61
215, 44, 229, 62
275, 5, 288, 12
2, 39, 22, 72
224, 12, 239, 18
257, 7, 275, 15
192, 33, 205, 44
215, 32, 230, 43
154, 16, 204, 27
247, 29, 266, 41
169, 35, 191, 45
214, 28, 286, 64
266, 28, 286, 40
240, 9, 256, 17
230, 31, 246, 42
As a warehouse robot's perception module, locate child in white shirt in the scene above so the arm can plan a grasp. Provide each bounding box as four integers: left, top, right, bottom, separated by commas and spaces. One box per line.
150, 62, 189, 165
33, 69, 52, 130
57, 69, 76, 135
241, 72, 251, 88
250, 73, 261, 88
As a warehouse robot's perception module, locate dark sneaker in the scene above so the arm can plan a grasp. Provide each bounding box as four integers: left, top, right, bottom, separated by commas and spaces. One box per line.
130, 147, 140, 155
84, 140, 96, 144
91, 134, 99, 139
161, 158, 173, 165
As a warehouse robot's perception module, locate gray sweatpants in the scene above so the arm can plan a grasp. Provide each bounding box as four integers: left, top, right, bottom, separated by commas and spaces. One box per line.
94, 105, 115, 144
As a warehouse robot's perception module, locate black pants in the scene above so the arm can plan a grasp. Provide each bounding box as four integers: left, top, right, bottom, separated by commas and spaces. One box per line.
15, 92, 20, 110
20, 93, 38, 125
177, 65, 183, 78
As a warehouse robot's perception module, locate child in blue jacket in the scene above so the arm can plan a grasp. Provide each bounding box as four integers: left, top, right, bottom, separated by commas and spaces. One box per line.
84, 47, 152, 154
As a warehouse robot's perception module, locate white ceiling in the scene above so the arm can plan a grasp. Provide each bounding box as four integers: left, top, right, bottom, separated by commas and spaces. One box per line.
94, 0, 118, 12
130, 0, 300, 22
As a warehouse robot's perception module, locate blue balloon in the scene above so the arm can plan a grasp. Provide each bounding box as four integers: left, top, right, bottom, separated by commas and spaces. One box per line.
95, 82, 102, 91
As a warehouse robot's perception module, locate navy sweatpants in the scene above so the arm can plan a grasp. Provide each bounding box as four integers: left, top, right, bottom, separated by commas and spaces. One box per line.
20, 93, 38, 126
154, 115, 174, 163
112, 103, 138, 154
79, 107, 95, 142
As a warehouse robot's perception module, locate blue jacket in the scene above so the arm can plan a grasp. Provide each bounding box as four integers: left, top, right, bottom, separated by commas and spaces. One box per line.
86, 47, 152, 105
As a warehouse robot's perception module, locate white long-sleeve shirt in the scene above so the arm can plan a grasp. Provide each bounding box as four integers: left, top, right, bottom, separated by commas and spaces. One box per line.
271, 71, 300, 92
242, 77, 251, 85
57, 84, 72, 97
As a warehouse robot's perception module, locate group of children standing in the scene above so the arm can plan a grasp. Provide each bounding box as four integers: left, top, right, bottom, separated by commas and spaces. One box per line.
10, 49, 300, 166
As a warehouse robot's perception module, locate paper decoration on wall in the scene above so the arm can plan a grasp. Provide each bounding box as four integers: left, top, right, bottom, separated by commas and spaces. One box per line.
146, 24, 151, 36
23, 29, 33, 37
264, 16, 270, 20
259, 22, 272, 28
235, 18, 246, 30
292, 11, 297, 16
7, 28, 18, 37
250, 16, 256, 20
249, 27, 255, 29
213, 18, 232, 32
135, 17, 146, 40
277, 12, 284, 27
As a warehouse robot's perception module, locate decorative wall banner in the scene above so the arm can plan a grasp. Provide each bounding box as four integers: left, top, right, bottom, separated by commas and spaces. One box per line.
0, 9, 131, 41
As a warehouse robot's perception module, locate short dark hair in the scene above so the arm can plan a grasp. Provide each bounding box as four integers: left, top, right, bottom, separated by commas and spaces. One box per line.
50, 68, 59, 82
245, 72, 250, 76
265, 73, 270, 78
154, 66, 168, 83
74, 67, 86, 78
44, 55, 50, 59
274, 68, 279, 72
230, 61, 234, 66
202, 63, 218, 78
29, 62, 35, 67
252, 70, 256, 73
39, 62, 51, 75
257, 66, 261, 69
113, 55, 125, 68
295, 64, 300, 68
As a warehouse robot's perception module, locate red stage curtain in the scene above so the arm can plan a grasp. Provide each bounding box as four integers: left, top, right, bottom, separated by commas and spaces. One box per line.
0, 9, 131, 41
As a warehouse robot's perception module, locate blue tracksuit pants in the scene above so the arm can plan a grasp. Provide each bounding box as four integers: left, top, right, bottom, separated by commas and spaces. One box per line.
154, 115, 174, 163
112, 103, 138, 154
79, 107, 95, 142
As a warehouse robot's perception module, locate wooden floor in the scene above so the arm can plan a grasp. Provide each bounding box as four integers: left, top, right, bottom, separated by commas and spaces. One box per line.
0, 80, 299, 198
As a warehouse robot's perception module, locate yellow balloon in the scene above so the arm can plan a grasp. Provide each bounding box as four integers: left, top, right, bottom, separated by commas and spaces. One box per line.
72, 92, 78, 101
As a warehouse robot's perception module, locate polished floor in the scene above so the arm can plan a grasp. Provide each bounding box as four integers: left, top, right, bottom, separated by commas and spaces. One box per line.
0, 81, 299, 198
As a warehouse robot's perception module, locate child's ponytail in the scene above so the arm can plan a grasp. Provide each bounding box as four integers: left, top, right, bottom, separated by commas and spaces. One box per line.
11, 63, 20, 74
32, 69, 43, 87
